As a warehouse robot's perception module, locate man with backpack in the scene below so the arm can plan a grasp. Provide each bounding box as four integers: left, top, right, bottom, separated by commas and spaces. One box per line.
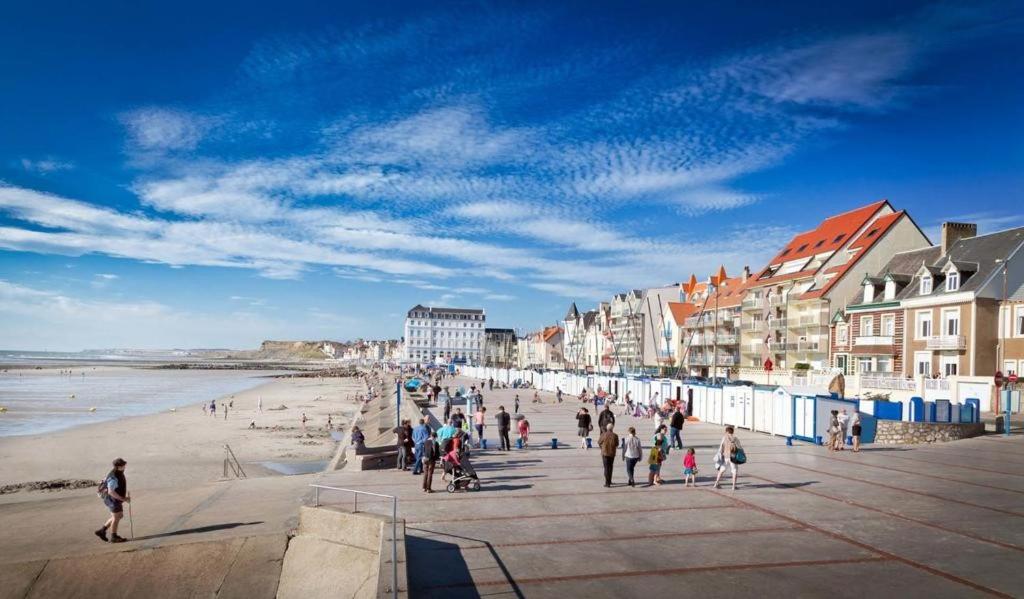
95, 457, 130, 543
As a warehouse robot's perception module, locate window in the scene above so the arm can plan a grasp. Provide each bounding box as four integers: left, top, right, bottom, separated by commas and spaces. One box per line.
780, 248, 791, 257
836, 324, 848, 344
943, 308, 960, 336
858, 357, 874, 373
833, 234, 846, 243
814, 239, 825, 248
860, 315, 874, 336
1016, 306, 1024, 336
915, 352, 931, 376
865, 228, 878, 238
881, 314, 895, 336
941, 356, 958, 377
877, 356, 893, 373
797, 244, 809, 253
946, 271, 959, 291
1003, 360, 1017, 376
916, 311, 933, 339
920, 276, 932, 295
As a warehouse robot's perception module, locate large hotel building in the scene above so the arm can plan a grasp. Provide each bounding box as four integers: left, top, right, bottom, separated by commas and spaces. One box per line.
403, 305, 486, 364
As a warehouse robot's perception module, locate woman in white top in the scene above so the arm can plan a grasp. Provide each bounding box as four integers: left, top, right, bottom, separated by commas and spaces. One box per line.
714, 425, 742, 490
621, 427, 643, 487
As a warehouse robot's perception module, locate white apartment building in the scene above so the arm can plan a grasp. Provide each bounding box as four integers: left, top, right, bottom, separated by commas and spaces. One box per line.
403, 305, 486, 364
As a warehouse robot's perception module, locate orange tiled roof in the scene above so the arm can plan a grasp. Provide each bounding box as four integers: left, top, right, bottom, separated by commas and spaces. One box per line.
541, 325, 563, 341
667, 301, 699, 325
800, 210, 906, 300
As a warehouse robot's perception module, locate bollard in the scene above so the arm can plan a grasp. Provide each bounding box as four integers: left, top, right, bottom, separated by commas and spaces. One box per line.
551, 438, 558, 449
785, 437, 793, 446
586, 437, 593, 449
815, 435, 823, 445
516, 438, 523, 449
481, 439, 488, 450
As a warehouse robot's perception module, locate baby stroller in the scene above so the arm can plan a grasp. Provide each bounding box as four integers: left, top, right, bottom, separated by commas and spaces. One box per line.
441, 443, 481, 493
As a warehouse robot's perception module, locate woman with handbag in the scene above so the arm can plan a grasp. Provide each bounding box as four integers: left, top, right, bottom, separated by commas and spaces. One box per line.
713, 425, 744, 490
576, 408, 592, 449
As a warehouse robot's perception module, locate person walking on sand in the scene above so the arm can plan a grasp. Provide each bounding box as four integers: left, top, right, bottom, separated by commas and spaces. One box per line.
556, 387, 563, 403
210, 400, 216, 418
95, 458, 130, 543
301, 413, 308, 431
421, 431, 439, 493
495, 406, 511, 451
622, 427, 642, 487
714, 425, 743, 491
223, 403, 228, 420
576, 408, 592, 449
257, 396, 263, 413
514, 394, 520, 414
669, 406, 685, 449
598, 423, 619, 487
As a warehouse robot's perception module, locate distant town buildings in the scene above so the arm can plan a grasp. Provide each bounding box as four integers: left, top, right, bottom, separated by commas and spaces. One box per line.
483, 328, 517, 368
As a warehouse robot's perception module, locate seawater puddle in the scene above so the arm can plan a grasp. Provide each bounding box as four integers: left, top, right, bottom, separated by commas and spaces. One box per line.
259, 460, 329, 475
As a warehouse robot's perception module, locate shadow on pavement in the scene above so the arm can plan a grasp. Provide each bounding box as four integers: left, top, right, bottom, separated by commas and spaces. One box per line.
133, 521, 264, 541
406, 531, 512, 599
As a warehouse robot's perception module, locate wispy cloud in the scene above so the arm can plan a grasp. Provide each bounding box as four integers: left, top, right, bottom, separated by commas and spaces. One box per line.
120, 107, 218, 151
19, 157, 75, 175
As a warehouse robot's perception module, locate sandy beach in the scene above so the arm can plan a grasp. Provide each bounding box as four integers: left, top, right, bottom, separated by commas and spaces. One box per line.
0, 369, 366, 494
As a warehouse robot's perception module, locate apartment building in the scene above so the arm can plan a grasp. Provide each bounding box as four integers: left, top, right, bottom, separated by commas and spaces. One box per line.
403, 305, 486, 364
999, 282, 1024, 377
483, 328, 517, 368
563, 304, 601, 372
678, 268, 751, 377
740, 200, 931, 370
517, 326, 564, 369
895, 224, 1024, 378
664, 300, 697, 371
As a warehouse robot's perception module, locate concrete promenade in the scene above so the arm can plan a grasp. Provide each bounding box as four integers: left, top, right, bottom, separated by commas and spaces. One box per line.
316, 376, 1024, 598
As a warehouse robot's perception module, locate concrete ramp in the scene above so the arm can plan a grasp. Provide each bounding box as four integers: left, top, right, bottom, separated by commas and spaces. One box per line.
2, 534, 286, 599
277, 506, 406, 599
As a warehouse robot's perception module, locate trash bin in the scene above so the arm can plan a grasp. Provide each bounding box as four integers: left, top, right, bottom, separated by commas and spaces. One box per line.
516, 438, 523, 449
586, 437, 592, 449
551, 438, 558, 449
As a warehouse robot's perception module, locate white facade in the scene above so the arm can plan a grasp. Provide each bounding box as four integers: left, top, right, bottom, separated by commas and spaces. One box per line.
403, 305, 486, 364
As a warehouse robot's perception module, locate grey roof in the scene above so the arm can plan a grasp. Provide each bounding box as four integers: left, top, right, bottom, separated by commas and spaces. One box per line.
582, 310, 598, 328
564, 302, 580, 321
410, 306, 485, 315
1008, 282, 1024, 302
895, 227, 1024, 301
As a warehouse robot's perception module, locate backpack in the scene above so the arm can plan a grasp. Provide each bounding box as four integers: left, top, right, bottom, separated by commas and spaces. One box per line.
731, 447, 747, 464
96, 476, 109, 498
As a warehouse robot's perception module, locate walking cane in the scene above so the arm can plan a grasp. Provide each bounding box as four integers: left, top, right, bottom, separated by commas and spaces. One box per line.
128, 501, 135, 540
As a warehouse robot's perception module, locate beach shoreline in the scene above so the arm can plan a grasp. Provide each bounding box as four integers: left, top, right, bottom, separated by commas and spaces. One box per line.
0, 371, 366, 496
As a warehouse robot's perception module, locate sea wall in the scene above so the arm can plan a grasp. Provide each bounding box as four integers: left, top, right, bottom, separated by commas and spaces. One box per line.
873, 420, 985, 444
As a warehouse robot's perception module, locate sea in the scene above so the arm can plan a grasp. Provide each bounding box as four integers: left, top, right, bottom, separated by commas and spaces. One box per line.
0, 352, 287, 437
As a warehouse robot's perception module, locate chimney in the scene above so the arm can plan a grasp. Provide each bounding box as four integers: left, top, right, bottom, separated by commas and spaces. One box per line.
742, 265, 751, 282
941, 222, 977, 255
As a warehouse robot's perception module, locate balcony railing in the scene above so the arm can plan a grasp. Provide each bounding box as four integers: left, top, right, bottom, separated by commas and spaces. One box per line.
742, 297, 765, 310
925, 378, 951, 391
796, 341, 821, 352
713, 334, 739, 345
859, 374, 916, 391
789, 313, 830, 328
925, 335, 966, 350
767, 318, 788, 329
743, 320, 766, 332
854, 335, 895, 346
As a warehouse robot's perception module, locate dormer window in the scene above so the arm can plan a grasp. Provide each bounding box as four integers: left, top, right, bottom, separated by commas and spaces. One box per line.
863, 283, 875, 303
920, 276, 932, 295
946, 271, 959, 292
884, 280, 896, 300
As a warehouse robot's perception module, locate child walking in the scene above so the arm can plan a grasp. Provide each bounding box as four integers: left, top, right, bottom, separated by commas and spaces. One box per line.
518, 417, 530, 448
682, 447, 697, 487
647, 440, 664, 486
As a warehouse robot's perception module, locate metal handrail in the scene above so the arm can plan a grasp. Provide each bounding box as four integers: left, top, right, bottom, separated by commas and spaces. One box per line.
309, 484, 399, 598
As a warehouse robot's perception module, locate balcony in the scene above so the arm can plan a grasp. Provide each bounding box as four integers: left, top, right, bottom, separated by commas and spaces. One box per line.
767, 318, 788, 329
713, 333, 739, 345
925, 335, 966, 351
795, 341, 821, 352
789, 313, 829, 328
743, 320, 766, 332
742, 297, 765, 310
854, 335, 895, 346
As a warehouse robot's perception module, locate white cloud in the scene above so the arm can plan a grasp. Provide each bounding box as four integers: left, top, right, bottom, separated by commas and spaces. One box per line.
19, 158, 75, 174
120, 108, 217, 151
484, 293, 516, 301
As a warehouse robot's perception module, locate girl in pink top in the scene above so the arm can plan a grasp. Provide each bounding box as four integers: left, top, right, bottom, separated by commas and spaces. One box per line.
682, 447, 697, 487
518, 418, 530, 447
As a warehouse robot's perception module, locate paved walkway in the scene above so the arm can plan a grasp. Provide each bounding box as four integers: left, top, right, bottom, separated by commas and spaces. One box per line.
317, 376, 1024, 598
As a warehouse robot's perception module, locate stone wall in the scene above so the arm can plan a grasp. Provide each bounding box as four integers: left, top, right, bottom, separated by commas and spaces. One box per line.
874, 420, 985, 444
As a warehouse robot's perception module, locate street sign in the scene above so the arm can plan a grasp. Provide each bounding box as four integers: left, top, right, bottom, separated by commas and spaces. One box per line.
995, 371, 1003, 388
764, 358, 774, 372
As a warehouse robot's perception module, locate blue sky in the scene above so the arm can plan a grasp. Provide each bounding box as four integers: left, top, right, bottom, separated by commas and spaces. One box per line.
1, 1, 1022, 350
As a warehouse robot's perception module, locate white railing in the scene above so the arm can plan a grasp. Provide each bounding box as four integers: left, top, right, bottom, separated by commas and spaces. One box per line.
860, 374, 916, 391
797, 341, 820, 352
310, 485, 399, 598
925, 335, 966, 350
714, 334, 739, 344
854, 336, 895, 346
768, 318, 788, 329
744, 321, 766, 332
925, 378, 951, 391
742, 297, 765, 310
